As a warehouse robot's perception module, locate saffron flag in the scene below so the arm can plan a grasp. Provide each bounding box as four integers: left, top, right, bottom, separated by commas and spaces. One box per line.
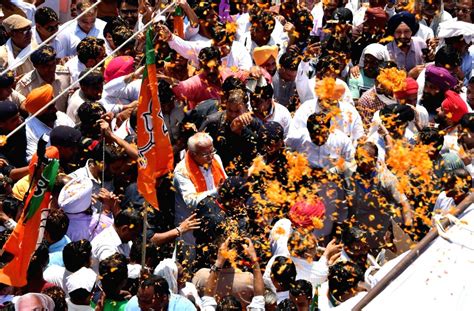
137, 28, 174, 209
173, 6, 185, 38
0, 159, 59, 287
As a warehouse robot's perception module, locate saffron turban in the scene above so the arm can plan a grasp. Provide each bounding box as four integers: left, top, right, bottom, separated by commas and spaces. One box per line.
24, 84, 54, 114
253, 45, 279, 66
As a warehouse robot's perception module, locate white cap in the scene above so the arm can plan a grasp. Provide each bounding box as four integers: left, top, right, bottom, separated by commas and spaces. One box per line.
58, 176, 93, 214
66, 267, 97, 293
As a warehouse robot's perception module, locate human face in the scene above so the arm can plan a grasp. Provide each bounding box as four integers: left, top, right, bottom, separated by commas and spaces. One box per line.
225, 102, 246, 123
422, 0, 441, 18
81, 83, 104, 101
363, 54, 380, 78
251, 97, 273, 119
394, 22, 412, 46
262, 56, 277, 77
137, 286, 157, 311
191, 142, 216, 167
0, 87, 13, 100
17, 295, 44, 310
39, 104, 57, 124
435, 106, 451, 127
35, 60, 57, 84
423, 80, 440, 97
78, 13, 97, 34
0, 113, 22, 132
467, 83, 474, 109
278, 67, 297, 82
119, 2, 139, 28
10, 26, 32, 49
455, 0, 472, 22
290, 293, 311, 311
309, 123, 330, 146
250, 23, 272, 47
355, 145, 377, 175
86, 47, 106, 68
323, 0, 339, 19
36, 20, 59, 40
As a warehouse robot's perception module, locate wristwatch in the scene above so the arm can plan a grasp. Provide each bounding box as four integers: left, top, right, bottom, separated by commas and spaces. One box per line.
210, 264, 222, 273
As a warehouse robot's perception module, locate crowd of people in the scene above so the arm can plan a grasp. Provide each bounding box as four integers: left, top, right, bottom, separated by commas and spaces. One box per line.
0, 0, 473, 310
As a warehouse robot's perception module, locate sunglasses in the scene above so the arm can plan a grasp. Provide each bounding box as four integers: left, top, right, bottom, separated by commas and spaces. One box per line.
13, 27, 31, 35
455, 7, 472, 14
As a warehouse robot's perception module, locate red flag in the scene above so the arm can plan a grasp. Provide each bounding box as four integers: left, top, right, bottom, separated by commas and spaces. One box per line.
0, 159, 59, 287
137, 28, 174, 209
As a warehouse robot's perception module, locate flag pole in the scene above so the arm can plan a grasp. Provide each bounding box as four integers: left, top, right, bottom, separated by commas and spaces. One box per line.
141, 204, 149, 267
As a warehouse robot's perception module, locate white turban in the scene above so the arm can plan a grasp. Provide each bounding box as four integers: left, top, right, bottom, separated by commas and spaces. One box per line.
58, 176, 93, 214
66, 267, 97, 293
153, 258, 178, 294
438, 20, 474, 44
361, 43, 390, 62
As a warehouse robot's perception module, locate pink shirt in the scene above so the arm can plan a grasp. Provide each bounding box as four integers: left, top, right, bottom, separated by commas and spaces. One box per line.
173, 68, 248, 109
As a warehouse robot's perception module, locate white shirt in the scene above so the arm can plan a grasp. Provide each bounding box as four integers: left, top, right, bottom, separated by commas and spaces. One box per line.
288, 98, 364, 146
32, 27, 66, 59
263, 219, 330, 295
263, 102, 292, 137
65, 56, 86, 83
173, 154, 226, 245
25, 111, 75, 161
286, 129, 355, 169
66, 89, 87, 124
56, 19, 107, 57
433, 191, 455, 213
415, 23, 435, 41
101, 76, 141, 114
295, 61, 354, 105
43, 265, 71, 294
91, 226, 131, 271
168, 35, 252, 70
66, 299, 93, 311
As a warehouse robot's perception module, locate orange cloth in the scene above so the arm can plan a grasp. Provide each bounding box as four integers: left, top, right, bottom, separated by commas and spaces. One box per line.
24, 84, 54, 114
253, 45, 279, 66
28, 146, 60, 177
185, 151, 226, 193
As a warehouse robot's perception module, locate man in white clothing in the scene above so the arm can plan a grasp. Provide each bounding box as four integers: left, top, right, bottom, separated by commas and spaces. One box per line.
286, 112, 355, 171
173, 132, 227, 246
90, 208, 143, 270
56, 0, 106, 57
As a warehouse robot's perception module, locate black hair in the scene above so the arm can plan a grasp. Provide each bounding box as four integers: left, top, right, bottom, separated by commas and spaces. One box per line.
77, 37, 105, 65
45, 208, 69, 243
112, 25, 135, 49
79, 69, 104, 88
290, 279, 313, 300
77, 102, 106, 125
258, 121, 284, 146
103, 17, 127, 38
276, 299, 298, 311
117, 0, 139, 7
418, 126, 444, 150
63, 239, 92, 273
279, 52, 301, 71
216, 295, 242, 311
0, 67, 15, 88
42, 286, 67, 311
307, 112, 331, 132
328, 261, 365, 301
251, 84, 274, 101
158, 80, 175, 104
35, 7, 59, 26
140, 275, 170, 297
99, 253, 128, 295
468, 76, 474, 85
198, 46, 221, 63
293, 9, 314, 36
271, 256, 297, 291
460, 113, 474, 133
114, 208, 143, 228
434, 45, 461, 68
27, 242, 49, 278
341, 226, 367, 246
222, 76, 246, 94
249, 8, 276, 33
193, 2, 214, 20
31, 45, 56, 66
69, 288, 92, 301
380, 103, 415, 124
379, 60, 398, 70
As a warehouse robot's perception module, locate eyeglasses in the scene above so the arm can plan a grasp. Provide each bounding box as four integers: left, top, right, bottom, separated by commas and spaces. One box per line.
120, 9, 139, 15
455, 7, 472, 14
194, 149, 217, 158
13, 27, 31, 35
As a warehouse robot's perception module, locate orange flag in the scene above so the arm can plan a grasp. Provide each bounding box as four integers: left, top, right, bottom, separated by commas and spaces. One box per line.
0, 159, 59, 287
173, 6, 185, 38
137, 28, 174, 209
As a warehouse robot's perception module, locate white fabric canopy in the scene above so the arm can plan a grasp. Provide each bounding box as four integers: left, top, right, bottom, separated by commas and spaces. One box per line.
365, 204, 474, 310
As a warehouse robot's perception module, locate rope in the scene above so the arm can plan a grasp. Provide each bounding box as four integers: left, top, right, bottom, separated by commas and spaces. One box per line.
1, 0, 103, 76
2, 1, 178, 143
